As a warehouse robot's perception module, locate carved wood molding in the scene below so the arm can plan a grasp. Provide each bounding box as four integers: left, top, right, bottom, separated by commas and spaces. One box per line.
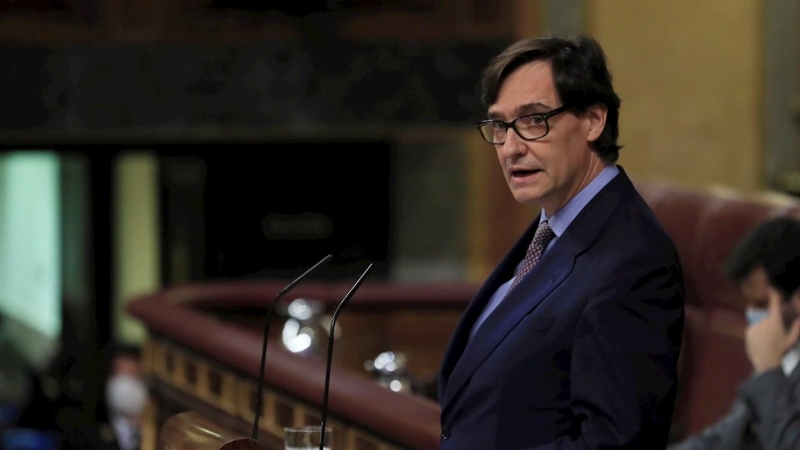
144, 336, 406, 450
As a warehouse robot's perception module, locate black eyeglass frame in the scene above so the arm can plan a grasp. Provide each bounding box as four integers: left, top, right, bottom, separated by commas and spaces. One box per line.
476, 105, 572, 145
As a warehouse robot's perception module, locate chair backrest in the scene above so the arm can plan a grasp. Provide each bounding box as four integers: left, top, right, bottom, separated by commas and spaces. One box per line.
634, 178, 800, 437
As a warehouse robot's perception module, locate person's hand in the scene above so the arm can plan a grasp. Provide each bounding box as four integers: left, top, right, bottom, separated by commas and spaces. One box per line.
745, 287, 800, 374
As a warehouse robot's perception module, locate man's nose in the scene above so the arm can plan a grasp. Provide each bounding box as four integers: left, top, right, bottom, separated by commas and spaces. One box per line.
500, 127, 528, 156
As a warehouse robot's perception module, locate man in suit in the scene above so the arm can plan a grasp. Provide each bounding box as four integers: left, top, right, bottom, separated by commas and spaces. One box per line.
668, 217, 800, 449
437, 34, 685, 449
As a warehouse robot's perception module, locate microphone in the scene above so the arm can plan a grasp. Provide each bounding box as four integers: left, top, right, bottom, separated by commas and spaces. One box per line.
251, 254, 333, 441
318, 263, 374, 450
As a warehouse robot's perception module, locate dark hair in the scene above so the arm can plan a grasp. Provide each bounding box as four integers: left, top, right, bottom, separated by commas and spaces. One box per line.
479, 34, 622, 163
725, 216, 800, 297
111, 343, 142, 361
105, 342, 142, 379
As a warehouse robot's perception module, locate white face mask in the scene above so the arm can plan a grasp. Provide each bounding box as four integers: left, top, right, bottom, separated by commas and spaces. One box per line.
106, 375, 147, 417
745, 307, 769, 326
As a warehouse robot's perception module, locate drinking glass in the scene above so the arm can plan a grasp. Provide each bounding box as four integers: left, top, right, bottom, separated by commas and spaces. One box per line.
284, 425, 332, 450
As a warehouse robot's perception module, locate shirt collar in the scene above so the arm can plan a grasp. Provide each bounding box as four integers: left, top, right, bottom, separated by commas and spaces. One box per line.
783, 341, 800, 375
540, 164, 620, 237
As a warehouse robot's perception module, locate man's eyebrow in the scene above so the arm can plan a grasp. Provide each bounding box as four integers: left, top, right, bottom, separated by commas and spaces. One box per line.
487, 102, 553, 120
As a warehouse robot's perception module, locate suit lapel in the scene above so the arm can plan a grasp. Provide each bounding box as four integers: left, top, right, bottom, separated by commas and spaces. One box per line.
437, 216, 542, 403
441, 243, 575, 409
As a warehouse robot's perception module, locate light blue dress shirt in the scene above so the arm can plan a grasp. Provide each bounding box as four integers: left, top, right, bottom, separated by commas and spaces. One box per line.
469, 164, 620, 340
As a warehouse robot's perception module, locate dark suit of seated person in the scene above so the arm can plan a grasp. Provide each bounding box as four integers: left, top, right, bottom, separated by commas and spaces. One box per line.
668, 217, 800, 450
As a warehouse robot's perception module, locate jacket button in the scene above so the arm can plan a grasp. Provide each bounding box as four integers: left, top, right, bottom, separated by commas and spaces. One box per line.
441, 426, 451, 440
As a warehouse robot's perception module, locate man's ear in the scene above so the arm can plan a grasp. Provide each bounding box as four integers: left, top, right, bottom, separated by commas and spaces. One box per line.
586, 103, 608, 143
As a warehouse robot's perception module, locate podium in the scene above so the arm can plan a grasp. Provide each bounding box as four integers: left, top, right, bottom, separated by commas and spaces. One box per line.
127, 280, 477, 450
158, 411, 261, 449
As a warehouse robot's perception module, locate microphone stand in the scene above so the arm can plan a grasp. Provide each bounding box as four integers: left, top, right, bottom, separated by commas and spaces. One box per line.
251, 254, 333, 442
318, 263, 374, 450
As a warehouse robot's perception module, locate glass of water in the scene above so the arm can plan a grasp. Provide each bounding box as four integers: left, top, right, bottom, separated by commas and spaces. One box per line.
284, 425, 332, 450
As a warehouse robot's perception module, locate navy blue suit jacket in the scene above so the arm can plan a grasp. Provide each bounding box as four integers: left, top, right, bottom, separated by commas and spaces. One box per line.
438, 168, 685, 449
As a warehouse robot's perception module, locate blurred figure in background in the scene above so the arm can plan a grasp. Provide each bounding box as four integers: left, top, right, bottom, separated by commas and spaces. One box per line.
668, 216, 800, 449
60, 343, 147, 450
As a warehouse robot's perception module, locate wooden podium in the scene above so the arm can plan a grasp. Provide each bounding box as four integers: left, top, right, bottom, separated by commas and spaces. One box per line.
157, 411, 262, 449
127, 280, 477, 450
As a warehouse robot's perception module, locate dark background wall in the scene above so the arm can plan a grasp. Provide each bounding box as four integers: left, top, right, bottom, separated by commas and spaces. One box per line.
0, 39, 504, 137
0, 1, 522, 415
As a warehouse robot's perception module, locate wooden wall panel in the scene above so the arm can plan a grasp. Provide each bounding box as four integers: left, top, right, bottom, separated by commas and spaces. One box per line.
587, 0, 765, 191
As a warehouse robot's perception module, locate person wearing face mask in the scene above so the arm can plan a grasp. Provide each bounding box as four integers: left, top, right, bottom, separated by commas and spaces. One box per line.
60, 344, 147, 450
668, 216, 800, 450
104, 345, 147, 450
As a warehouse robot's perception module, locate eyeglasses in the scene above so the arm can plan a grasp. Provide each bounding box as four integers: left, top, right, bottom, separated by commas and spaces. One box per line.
476, 105, 572, 145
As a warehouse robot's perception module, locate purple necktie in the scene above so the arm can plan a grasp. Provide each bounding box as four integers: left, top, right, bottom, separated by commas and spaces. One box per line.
510, 220, 555, 291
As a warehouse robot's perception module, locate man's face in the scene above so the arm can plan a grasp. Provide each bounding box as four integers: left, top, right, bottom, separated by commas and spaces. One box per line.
112, 354, 142, 379
741, 265, 770, 309
741, 265, 800, 327
487, 60, 608, 215
106, 353, 147, 420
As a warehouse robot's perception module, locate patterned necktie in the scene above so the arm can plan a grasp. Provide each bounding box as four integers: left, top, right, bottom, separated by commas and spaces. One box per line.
510, 220, 555, 290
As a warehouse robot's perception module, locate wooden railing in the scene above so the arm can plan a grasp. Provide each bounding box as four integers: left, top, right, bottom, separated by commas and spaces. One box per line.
127, 281, 478, 450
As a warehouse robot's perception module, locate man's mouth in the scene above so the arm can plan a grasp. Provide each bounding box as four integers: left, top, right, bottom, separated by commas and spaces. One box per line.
511, 169, 542, 178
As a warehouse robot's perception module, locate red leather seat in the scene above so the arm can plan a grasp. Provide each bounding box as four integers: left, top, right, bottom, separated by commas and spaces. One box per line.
634, 178, 800, 438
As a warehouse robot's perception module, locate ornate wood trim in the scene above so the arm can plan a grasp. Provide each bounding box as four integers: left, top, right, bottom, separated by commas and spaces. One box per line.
143, 336, 407, 449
